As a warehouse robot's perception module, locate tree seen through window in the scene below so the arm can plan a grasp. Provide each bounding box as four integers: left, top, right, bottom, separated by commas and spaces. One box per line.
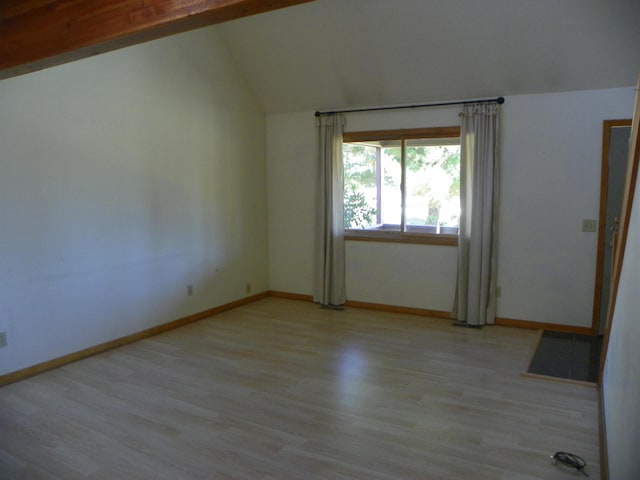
343, 130, 460, 234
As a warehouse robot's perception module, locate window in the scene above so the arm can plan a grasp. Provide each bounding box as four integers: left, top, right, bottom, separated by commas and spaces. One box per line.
343, 127, 460, 245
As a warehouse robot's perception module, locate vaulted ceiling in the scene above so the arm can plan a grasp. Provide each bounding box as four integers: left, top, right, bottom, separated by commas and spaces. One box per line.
215, 0, 640, 114
0, 0, 314, 80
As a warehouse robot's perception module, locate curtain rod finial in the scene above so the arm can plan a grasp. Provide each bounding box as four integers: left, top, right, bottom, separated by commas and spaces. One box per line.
497, 97, 505, 104
314, 111, 321, 117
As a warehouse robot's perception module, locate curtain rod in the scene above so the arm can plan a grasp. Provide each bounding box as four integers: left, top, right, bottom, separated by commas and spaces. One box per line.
314, 96, 504, 117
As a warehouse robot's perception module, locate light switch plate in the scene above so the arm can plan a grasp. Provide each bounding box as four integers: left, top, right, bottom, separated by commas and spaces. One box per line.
582, 219, 597, 232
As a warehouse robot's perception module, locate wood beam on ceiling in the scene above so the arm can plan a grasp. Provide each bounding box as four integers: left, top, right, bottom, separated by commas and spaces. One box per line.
0, 0, 315, 80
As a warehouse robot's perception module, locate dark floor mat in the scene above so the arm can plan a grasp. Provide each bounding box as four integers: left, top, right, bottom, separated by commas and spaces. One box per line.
527, 331, 602, 382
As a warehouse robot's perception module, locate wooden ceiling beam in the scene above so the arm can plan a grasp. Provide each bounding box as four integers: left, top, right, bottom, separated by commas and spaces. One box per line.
0, 0, 314, 80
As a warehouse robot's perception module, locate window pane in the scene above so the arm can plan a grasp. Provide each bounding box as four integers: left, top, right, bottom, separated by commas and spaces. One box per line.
380, 143, 402, 229
404, 139, 460, 234
343, 132, 460, 236
343, 143, 377, 229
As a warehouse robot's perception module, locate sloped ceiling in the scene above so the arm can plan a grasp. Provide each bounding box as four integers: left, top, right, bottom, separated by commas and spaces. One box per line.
215, 0, 640, 114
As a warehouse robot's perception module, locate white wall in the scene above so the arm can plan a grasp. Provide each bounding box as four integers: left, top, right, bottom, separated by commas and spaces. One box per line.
266, 112, 317, 294
498, 88, 634, 326
0, 27, 268, 376
602, 153, 640, 478
266, 88, 635, 324
266, 108, 460, 311
602, 89, 640, 478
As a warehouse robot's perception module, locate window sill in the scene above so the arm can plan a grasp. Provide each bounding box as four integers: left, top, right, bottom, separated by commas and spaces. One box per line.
344, 230, 458, 246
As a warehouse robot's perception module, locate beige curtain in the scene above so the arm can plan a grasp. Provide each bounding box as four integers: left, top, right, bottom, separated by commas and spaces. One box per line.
455, 103, 500, 326
313, 114, 346, 306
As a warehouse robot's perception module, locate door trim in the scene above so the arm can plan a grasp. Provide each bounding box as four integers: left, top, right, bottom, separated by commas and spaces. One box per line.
591, 119, 632, 335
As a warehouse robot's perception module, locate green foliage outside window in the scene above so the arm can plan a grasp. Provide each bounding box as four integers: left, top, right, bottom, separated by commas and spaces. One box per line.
343, 139, 460, 231
343, 144, 376, 229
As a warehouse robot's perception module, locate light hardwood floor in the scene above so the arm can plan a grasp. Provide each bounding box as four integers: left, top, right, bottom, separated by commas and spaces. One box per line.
0, 297, 600, 479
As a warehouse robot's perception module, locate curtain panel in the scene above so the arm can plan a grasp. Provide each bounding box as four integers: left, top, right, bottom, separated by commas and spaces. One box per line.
455, 103, 500, 326
313, 114, 347, 306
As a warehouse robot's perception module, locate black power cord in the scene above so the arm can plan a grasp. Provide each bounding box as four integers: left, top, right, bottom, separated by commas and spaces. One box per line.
550, 451, 589, 476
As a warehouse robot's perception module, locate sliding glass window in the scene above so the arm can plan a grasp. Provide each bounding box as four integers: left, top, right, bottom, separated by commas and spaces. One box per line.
343, 127, 460, 245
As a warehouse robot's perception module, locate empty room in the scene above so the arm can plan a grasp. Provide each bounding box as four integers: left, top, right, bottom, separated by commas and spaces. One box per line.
1, 1, 639, 479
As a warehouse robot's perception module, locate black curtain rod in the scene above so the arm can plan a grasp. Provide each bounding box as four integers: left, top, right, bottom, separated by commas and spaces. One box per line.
314, 96, 504, 117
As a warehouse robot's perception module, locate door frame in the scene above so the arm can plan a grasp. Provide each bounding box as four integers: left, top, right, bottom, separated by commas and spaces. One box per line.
591, 119, 632, 335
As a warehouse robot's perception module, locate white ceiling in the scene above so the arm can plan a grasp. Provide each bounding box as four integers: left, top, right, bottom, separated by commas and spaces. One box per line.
215, 0, 640, 114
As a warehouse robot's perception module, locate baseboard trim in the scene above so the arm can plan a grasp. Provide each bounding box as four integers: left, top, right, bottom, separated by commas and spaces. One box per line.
0, 292, 269, 387
344, 299, 451, 319
520, 372, 597, 388
268, 291, 452, 319
495, 317, 592, 335
268, 290, 314, 302
1, 293, 593, 386
599, 386, 609, 480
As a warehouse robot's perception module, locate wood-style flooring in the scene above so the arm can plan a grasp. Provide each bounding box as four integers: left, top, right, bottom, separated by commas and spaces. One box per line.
0, 297, 600, 479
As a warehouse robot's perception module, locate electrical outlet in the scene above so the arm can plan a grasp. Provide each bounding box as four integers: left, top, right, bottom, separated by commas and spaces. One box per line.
0, 332, 7, 348
496, 286, 502, 298
246, 283, 251, 295
582, 219, 597, 232
187, 285, 193, 296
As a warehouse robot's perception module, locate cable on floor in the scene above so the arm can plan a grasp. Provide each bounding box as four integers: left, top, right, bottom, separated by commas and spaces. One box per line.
550, 451, 589, 476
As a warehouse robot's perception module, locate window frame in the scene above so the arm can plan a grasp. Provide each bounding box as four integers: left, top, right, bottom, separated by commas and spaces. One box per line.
342, 126, 461, 246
